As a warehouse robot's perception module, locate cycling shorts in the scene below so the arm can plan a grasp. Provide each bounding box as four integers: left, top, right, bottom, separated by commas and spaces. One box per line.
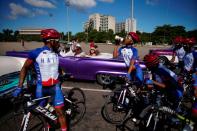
36, 83, 64, 108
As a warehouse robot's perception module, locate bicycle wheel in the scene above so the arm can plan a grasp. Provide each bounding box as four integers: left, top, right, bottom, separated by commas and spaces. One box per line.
102, 100, 131, 125
101, 86, 131, 125
67, 87, 86, 126
0, 111, 24, 131
24, 112, 48, 131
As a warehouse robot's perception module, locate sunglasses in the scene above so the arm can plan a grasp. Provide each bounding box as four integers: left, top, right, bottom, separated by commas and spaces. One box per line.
126, 35, 133, 41
46, 39, 59, 43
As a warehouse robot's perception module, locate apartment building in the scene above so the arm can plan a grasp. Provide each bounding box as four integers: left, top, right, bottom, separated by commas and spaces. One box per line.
84, 13, 115, 32
84, 13, 137, 33
115, 22, 125, 33
125, 18, 136, 33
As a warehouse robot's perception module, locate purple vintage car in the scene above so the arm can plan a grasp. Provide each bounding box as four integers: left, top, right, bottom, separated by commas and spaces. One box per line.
149, 48, 178, 64
6, 50, 146, 85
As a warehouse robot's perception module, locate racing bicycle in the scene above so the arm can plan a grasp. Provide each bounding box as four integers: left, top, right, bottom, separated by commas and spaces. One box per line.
0, 87, 86, 131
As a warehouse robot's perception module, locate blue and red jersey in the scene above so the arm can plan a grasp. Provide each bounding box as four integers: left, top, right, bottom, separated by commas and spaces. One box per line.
28, 46, 59, 86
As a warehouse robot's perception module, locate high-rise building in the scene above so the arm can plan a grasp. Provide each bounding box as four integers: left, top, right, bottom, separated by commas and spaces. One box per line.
125, 18, 136, 33
115, 22, 125, 33
84, 13, 115, 32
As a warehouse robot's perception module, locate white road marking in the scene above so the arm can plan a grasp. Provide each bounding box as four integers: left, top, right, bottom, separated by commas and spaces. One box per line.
62, 86, 112, 93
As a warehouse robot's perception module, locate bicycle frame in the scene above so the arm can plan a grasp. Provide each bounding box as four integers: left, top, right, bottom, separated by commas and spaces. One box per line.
19, 95, 57, 131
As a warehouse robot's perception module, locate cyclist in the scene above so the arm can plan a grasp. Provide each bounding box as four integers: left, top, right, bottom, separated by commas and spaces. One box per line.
182, 37, 197, 119
13, 29, 68, 131
143, 54, 184, 109
182, 38, 195, 73
170, 36, 186, 71
113, 32, 143, 84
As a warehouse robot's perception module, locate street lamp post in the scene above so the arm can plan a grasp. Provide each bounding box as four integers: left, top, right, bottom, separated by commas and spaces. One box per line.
65, 0, 70, 43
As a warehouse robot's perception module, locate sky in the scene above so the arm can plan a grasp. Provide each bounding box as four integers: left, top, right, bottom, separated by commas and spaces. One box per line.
0, 0, 197, 34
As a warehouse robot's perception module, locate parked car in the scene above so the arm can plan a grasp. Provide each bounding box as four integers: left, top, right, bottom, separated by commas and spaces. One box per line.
0, 56, 26, 98
149, 47, 178, 64
6, 51, 146, 85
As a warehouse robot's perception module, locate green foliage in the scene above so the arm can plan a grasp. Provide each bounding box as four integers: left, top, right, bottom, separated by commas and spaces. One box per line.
0, 25, 196, 46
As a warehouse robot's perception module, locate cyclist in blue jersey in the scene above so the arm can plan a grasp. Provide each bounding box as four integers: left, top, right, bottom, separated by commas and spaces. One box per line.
13, 29, 68, 131
113, 32, 143, 84
143, 54, 184, 109
170, 36, 186, 71
183, 37, 197, 118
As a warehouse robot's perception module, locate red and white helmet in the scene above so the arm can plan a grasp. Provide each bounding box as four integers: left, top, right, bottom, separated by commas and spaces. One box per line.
128, 32, 141, 43
183, 37, 196, 45
143, 54, 159, 68
41, 29, 60, 39
173, 36, 184, 44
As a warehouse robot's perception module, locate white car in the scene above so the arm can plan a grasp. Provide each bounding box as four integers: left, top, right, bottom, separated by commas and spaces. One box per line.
0, 56, 26, 98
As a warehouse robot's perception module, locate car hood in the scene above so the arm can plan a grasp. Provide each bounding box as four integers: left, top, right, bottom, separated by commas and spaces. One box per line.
0, 56, 26, 76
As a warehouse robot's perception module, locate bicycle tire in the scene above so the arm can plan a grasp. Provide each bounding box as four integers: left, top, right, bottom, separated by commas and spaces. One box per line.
0, 111, 24, 131
102, 100, 130, 125
66, 87, 86, 126
25, 112, 48, 131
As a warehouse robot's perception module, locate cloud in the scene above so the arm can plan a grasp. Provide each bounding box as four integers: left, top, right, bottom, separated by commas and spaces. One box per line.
65, 0, 96, 10
8, 3, 49, 20
145, 0, 159, 6
24, 0, 56, 8
98, 0, 114, 3
33, 8, 48, 16
8, 3, 31, 19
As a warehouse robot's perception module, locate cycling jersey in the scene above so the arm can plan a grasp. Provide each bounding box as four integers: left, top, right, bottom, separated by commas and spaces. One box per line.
118, 45, 143, 82
118, 45, 138, 67
174, 47, 185, 61
28, 46, 64, 107
28, 46, 59, 86
193, 50, 197, 72
183, 52, 194, 72
152, 64, 183, 100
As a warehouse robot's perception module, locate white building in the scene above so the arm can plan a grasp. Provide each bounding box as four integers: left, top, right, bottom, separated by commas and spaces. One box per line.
115, 22, 125, 33
84, 13, 115, 32
125, 18, 136, 33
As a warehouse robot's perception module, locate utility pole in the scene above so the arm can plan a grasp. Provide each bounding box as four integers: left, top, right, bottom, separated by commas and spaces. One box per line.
131, 0, 134, 19
66, 0, 70, 43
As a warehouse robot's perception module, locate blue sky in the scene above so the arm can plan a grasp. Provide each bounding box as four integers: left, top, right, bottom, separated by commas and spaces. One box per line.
0, 0, 197, 34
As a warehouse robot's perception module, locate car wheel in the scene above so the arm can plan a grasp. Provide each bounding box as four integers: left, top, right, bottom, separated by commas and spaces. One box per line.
158, 56, 168, 65
96, 74, 114, 85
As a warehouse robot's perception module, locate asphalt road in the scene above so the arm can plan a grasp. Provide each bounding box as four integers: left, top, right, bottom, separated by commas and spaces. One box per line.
0, 80, 133, 131
62, 80, 119, 131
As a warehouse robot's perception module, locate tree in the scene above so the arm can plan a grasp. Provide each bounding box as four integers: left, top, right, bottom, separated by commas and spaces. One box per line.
187, 30, 197, 40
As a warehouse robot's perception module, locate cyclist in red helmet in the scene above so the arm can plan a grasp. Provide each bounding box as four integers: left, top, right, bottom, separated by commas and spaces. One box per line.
182, 38, 195, 72
144, 54, 184, 110
113, 32, 143, 84
182, 37, 197, 118
170, 36, 186, 72
13, 29, 68, 131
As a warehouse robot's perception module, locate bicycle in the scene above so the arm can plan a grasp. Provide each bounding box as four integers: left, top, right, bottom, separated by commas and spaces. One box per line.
101, 75, 146, 125
0, 87, 86, 131
138, 87, 196, 131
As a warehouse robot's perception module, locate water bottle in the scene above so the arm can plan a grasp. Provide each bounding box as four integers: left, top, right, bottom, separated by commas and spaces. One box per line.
45, 103, 55, 112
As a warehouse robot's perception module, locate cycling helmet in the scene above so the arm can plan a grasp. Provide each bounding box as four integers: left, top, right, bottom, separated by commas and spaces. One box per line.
183, 37, 196, 45
173, 36, 184, 44
144, 54, 159, 68
41, 29, 60, 39
128, 32, 141, 43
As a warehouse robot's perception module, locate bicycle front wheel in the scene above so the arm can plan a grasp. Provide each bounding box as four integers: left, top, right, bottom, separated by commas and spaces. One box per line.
24, 112, 48, 131
0, 111, 24, 131
67, 87, 86, 126
101, 100, 130, 125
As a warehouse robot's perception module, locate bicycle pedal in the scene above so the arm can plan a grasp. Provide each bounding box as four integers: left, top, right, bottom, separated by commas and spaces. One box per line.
66, 109, 71, 115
